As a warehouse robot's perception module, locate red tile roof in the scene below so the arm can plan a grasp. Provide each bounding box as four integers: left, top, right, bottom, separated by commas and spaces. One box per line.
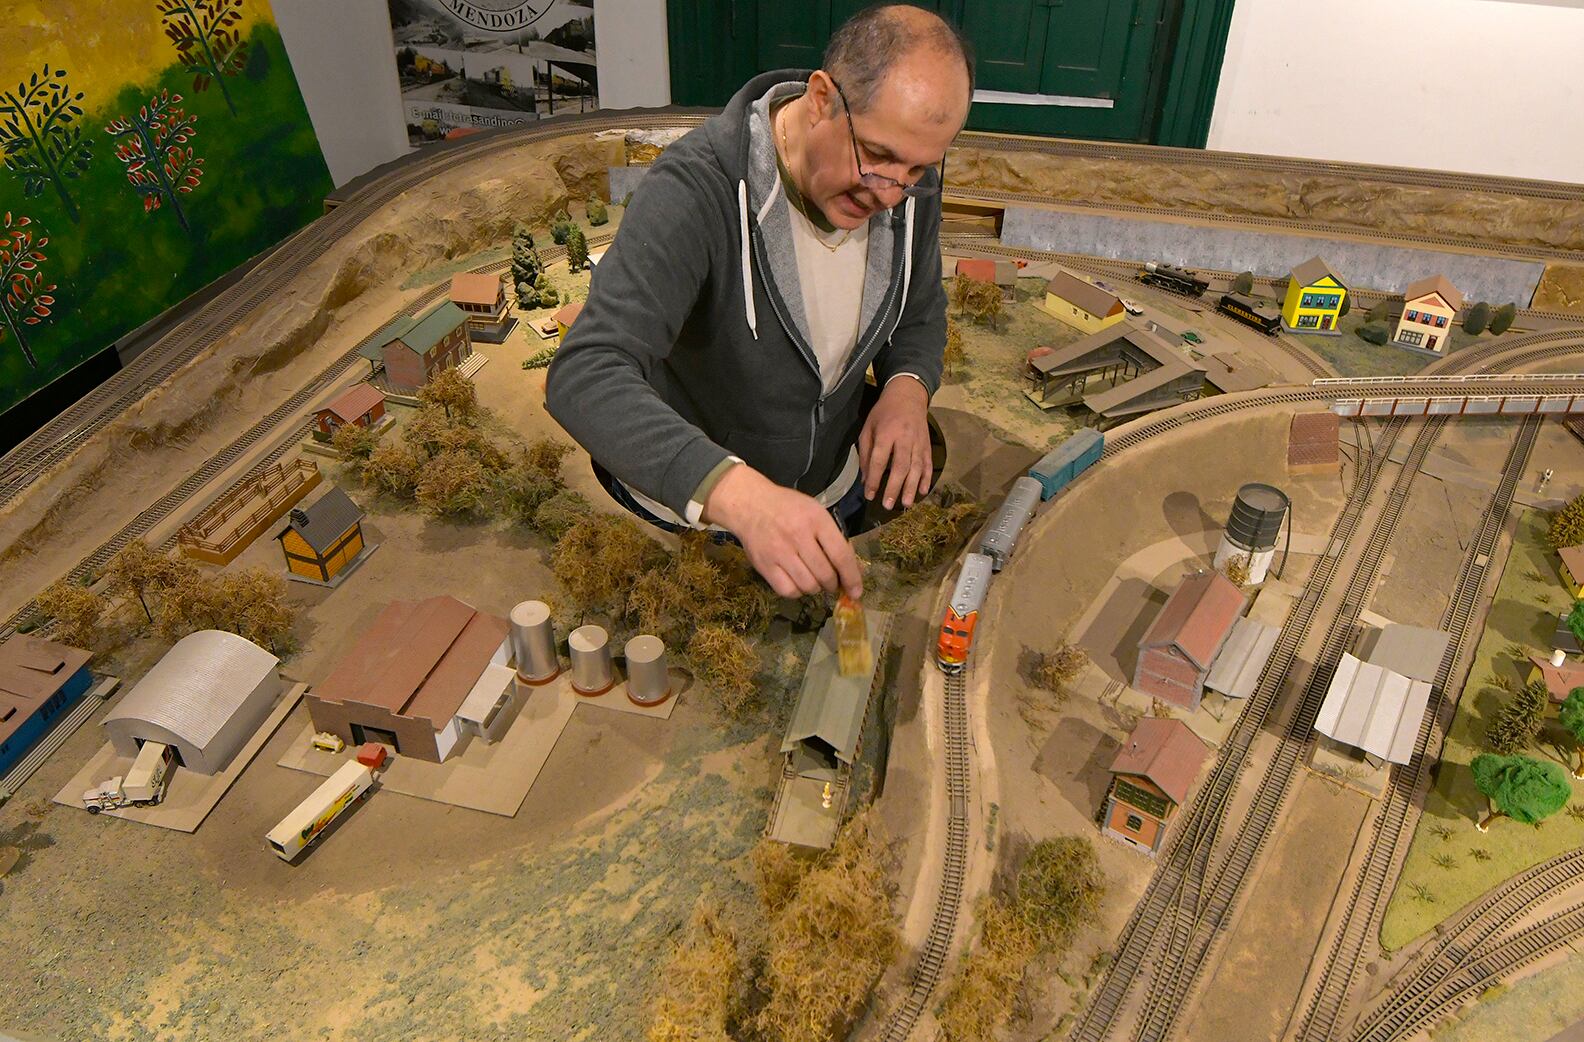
1558, 545, 1584, 579
320, 383, 385, 424
1529, 652, 1584, 703
450, 272, 505, 308
1110, 717, 1209, 805
1140, 571, 1247, 670
954, 258, 996, 284
553, 301, 584, 326
314, 597, 510, 729
1402, 274, 1464, 313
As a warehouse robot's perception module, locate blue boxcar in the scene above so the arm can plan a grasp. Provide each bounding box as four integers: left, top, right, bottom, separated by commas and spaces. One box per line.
1028, 428, 1104, 500
0, 662, 92, 779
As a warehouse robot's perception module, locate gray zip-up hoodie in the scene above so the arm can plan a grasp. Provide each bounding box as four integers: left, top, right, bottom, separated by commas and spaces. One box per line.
544, 70, 946, 520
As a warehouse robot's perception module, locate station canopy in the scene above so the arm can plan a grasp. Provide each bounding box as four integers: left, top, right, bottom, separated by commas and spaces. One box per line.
1313, 653, 1429, 765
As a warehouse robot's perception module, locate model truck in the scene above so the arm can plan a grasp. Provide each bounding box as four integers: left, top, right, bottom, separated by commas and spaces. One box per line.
82, 741, 176, 813
266, 760, 375, 861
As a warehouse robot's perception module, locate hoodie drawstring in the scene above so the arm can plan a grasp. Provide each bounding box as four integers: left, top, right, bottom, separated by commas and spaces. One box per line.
738, 179, 758, 340
900, 196, 915, 310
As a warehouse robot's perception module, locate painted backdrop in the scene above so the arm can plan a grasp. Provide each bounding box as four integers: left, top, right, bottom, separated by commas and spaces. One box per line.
389, 0, 598, 147
0, 0, 332, 419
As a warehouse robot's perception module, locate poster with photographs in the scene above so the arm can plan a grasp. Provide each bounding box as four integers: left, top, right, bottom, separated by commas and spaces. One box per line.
388, 0, 597, 147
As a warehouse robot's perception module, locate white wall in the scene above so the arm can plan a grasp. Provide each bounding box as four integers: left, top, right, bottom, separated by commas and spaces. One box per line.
593, 0, 670, 109
272, 0, 410, 186
1207, 0, 1584, 183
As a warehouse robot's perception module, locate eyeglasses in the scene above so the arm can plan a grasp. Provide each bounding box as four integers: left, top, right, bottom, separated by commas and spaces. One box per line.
828, 76, 945, 199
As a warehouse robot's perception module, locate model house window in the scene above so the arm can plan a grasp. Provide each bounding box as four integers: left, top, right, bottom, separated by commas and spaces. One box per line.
1298, 314, 1319, 328
1125, 814, 1144, 832
1399, 330, 1423, 345
1406, 310, 1418, 322
1436, 316, 1447, 327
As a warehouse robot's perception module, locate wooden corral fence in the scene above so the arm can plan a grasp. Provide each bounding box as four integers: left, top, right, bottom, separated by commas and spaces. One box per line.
178, 458, 322, 565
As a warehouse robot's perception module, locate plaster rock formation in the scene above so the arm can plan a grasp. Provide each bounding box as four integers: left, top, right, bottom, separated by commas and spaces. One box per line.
0, 132, 619, 604
947, 147, 1584, 256
625, 127, 692, 166
1534, 265, 1584, 312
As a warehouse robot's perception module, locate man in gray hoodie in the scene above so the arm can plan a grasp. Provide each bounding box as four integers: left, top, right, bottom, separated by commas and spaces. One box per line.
546, 6, 971, 600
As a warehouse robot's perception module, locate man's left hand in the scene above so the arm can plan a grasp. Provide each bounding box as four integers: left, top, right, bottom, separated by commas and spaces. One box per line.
860, 376, 932, 510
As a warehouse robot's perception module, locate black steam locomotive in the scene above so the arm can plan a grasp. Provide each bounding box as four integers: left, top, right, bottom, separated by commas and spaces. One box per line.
1139, 261, 1209, 297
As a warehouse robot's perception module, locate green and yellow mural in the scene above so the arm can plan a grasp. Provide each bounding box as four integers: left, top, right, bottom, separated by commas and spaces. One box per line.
0, 0, 331, 418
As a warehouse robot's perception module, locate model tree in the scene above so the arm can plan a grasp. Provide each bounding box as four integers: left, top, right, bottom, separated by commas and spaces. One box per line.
329, 420, 380, 461
1548, 493, 1584, 549
414, 449, 491, 518
534, 272, 559, 309
1569, 599, 1584, 647
551, 513, 666, 614
1231, 271, 1254, 294
417, 366, 477, 420
510, 226, 544, 306
565, 224, 589, 273
686, 625, 759, 716
0, 66, 93, 222
1220, 553, 1251, 588
875, 497, 984, 572
551, 208, 573, 244
1486, 678, 1549, 755
1031, 641, 1087, 698
942, 316, 966, 378
33, 579, 104, 648
1463, 301, 1491, 335
648, 903, 742, 1042
0, 212, 55, 369
1358, 322, 1390, 345
1489, 302, 1517, 335
361, 441, 421, 497
1366, 299, 1394, 323
965, 277, 1003, 331
586, 197, 609, 226
105, 91, 204, 232
214, 567, 297, 653
1470, 753, 1571, 831
950, 273, 974, 318
156, 0, 249, 116
104, 539, 180, 623
1560, 687, 1584, 780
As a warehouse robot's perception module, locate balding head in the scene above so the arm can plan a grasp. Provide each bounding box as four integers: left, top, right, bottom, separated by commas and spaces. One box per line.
823, 4, 974, 120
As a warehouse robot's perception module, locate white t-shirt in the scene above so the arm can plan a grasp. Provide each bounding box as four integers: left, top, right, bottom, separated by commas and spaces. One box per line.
785, 189, 870, 394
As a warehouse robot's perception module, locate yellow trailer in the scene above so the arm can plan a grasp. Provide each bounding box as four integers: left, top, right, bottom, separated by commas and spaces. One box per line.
266, 760, 372, 861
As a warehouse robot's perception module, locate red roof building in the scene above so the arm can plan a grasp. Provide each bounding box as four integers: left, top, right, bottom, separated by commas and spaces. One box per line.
313, 383, 387, 442
1102, 717, 1209, 854
1288, 411, 1340, 470
1134, 570, 1248, 711
1527, 652, 1584, 705
449, 272, 513, 342
307, 596, 511, 762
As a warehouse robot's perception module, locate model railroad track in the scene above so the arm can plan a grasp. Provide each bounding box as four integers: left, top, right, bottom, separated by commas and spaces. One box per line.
0, 238, 603, 642
1349, 848, 1584, 1042
0, 109, 704, 506
940, 236, 1337, 382
881, 669, 971, 1042
950, 186, 1584, 265
1289, 415, 1540, 1042
952, 133, 1584, 207
1429, 327, 1584, 376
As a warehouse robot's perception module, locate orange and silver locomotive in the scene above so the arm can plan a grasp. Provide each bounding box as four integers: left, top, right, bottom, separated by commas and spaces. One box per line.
937, 552, 994, 673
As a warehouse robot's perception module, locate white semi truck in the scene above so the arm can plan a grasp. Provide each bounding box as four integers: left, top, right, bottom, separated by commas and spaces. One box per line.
82, 741, 175, 812
266, 760, 374, 861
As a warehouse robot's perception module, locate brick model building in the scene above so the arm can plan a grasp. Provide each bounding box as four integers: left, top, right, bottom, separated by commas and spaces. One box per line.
954, 257, 1018, 301
307, 595, 511, 762
1392, 275, 1462, 354
0, 634, 93, 777
312, 383, 386, 442
1102, 717, 1209, 855
274, 486, 367, 585
449, 272, 514, 343
1288, 411, 1340, 473
359, 300, 471, 393
1134, 570, 1248, 711
1044, 270, 1125, 334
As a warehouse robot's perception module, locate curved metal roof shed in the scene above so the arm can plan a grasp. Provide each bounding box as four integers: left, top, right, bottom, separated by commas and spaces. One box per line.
103, 630, 282, 775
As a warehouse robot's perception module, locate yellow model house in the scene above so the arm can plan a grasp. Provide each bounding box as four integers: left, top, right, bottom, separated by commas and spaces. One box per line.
1559, 545, 1584, 598
1282, 257, 1347, 335
275, 486, 367, 585
1043, 270, 1125, 334
553, 300, 584, 341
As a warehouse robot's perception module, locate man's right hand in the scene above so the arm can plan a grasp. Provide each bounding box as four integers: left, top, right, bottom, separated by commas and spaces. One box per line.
703, 464, 864, 601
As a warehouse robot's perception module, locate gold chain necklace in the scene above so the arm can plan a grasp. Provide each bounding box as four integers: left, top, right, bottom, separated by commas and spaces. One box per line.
777, 103, 851, 253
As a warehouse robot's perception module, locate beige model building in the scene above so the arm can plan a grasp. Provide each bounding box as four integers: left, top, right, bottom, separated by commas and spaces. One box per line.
1043, 270, 1125, 334
1393, 275, 1462, 353
449, 272, 514, 343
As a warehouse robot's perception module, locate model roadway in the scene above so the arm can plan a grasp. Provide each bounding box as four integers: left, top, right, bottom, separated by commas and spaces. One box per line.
2, 110, 1584, 1042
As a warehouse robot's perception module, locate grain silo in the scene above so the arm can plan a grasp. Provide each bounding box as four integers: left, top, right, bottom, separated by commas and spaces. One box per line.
1213, 483, 1289, 585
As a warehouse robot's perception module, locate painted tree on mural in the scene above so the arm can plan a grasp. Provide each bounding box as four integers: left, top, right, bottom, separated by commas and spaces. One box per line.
105, 92, 205, 233
0, 66, 93, 223
157, 0, 250, 116
0, 212, 56, 369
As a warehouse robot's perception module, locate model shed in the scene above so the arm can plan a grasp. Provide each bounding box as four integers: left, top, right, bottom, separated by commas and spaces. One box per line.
1313, 654, 1428, 765
274, 485, 367, 585
1558, 545, 1584, 599
103, 630, 282, 775
313, 383, 386, 442
1527, 651, 1584, 705
1044, 270, 1125, 334
1102, 717, 1209, 854
0, 635, 93, 778
1204, 616, 1280, 701
1134, 570, 1248, 711
308, 596, 511, 762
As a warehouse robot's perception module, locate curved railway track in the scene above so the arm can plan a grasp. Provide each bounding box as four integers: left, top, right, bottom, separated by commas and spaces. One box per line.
1289, 415, 1541, 1042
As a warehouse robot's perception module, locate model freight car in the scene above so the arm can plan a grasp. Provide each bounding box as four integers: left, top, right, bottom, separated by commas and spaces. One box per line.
266, 760, 374, 861
978, 476, 1043, 571
1139, 262, 1208, 297
1028, 428, 1104, 500
938, 553, 994, 673
1217, 293, 1282, 335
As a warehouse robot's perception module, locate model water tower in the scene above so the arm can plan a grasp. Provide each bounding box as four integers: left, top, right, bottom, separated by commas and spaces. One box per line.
1213, 483, 1289, 585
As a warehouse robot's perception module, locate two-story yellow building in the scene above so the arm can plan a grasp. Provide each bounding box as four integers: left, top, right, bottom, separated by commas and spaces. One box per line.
1281, 257, 1347, 335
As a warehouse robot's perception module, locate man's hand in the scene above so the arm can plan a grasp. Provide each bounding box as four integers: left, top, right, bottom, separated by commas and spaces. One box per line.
703, 464, 864, 600
860, 376, 932, 510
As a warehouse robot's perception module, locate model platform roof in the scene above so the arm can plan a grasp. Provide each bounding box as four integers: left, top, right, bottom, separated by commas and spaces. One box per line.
103, 631, 278, 750
1140, 571, 1248, 671
1031, 323, 1194, 382
1527, 652, 1584, 703
1290, 256, 1344, 288
1109, 717, 1208, 806
1205, 616, 1280, 700
1045, 270, 1123, 319
1365, 624, 1451, 685
1083, 360, 1202, 418
362, 301, 466, 360
320, 383, 385, 423
314, 596, 510, 729
275, 486, 364, 556
1402, 274, 1464, 312
1197, 349, 1274, 394
780, 611, 890, 766
1314, 653, 1429, 764
450, 271, 504, 307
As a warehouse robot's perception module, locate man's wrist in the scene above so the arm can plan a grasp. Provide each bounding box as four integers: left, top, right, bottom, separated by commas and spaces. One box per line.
883, 371, 930, 401
701, 462, 759, 528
